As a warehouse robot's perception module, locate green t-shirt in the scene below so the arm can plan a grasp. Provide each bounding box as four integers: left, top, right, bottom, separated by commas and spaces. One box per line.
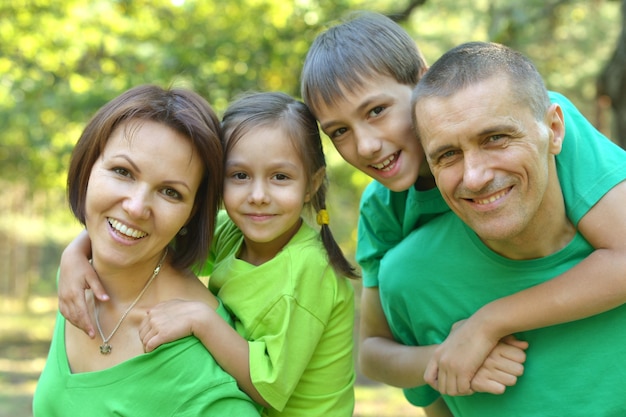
202, 213, 356, 417
33, 302, 260, 416
357, 91, 626, 287
380, 211, 626, 415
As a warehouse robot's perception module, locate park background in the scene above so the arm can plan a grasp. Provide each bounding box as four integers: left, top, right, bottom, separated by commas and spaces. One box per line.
1, 0, 625, 416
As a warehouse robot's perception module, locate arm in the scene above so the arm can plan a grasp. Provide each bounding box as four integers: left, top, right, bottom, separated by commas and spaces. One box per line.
58, 229, 108, 338
139, 299, 269, 408
359, 287, 526, 394
426, 180, 626, 395
359, 287, 435, 387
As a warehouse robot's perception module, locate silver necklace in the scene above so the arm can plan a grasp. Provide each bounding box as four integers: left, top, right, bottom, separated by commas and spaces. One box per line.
94, 247, 168, 355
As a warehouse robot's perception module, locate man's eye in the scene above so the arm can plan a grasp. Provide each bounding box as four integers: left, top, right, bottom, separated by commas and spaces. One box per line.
441, 150, 457, 160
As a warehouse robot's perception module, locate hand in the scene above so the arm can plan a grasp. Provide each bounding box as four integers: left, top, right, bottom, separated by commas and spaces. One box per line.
470, 335, 528, 394
424, 320, 528, 396
58, 232, 108, 339
424, 319, 498, 395
139, 299, 210, 352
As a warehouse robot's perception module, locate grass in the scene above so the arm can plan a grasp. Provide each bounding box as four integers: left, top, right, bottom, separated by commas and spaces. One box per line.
0, 297, 425, 417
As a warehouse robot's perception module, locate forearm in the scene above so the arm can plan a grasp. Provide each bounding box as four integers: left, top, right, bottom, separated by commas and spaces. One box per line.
359, 335, 437, 388
193, 314, 269, 407
471, 248, 626, 338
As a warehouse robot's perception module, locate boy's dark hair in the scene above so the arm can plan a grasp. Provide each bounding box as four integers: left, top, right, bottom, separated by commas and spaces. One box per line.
301, 11, 427, 115
222, 91, 358, 279
67, 84, 223, 271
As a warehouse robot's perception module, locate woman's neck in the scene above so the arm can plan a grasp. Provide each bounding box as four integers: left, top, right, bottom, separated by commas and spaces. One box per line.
90, 248, 168, 303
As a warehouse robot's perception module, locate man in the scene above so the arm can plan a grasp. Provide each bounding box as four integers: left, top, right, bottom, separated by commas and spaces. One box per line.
376, 41, 626, 416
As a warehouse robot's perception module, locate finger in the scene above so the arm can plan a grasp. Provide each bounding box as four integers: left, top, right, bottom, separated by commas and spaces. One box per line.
483, 353, 525, 377
59, 291, 96, 339
424, 360, 439, 387
497, 344, 527, 366
85, 270, 109, 302
471, 374, 507, 395
501, 335, 529, 350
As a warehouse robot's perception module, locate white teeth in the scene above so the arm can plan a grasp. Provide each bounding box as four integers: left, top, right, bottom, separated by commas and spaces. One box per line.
475, 190, 507, 205
372, 153, 396, 171
108, 218, 147, 238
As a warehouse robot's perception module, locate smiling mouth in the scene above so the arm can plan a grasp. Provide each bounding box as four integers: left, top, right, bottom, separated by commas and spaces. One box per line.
472, 188, 510, 205
108, 218, 147, 239
371, 151, 399, 171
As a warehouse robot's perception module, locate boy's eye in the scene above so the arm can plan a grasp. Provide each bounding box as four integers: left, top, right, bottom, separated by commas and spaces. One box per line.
369, 106, 385, 117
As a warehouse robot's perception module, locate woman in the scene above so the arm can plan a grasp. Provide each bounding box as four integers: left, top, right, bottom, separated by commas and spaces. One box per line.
33, 85, 260, 416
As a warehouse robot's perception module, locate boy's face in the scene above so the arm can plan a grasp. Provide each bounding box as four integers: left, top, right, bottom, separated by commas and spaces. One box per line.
313, 75, 428, 192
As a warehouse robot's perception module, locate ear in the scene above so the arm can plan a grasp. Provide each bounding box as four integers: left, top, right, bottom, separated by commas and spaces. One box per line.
305, 167, 326, 203
545, 103, 565, 156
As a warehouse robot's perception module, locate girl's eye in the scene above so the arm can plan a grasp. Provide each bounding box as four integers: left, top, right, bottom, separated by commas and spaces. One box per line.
330, 127, 347, 139
273, 173, 289, 181
163, 188, 181, 200
232, 172, 248, 180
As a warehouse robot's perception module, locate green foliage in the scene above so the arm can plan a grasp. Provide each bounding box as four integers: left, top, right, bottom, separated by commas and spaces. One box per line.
0, 0, 622, 294
3, 0, 619, 201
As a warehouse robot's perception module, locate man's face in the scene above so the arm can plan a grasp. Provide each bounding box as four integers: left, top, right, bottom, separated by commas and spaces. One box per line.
417, 75, 564, 251
313, 75, 429, 192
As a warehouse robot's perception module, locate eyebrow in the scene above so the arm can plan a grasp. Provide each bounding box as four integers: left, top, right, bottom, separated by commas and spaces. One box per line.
114, 154, 192, 192
426, 123, 517, 160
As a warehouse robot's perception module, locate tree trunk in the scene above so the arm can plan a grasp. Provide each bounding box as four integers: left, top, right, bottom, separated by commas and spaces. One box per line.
597, 0, 626, 148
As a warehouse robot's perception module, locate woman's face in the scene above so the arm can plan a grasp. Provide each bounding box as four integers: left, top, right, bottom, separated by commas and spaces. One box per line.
84, 119, 203, 271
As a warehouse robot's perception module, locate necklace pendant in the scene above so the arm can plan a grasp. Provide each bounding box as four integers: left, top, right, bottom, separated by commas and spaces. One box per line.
99, 342, 112, 355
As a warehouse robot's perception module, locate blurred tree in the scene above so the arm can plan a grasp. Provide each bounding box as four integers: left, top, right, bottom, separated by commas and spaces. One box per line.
598, 0, 626, 147
0, 0, 622, 301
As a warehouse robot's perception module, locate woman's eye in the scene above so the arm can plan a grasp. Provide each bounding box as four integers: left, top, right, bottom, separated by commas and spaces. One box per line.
163, 188, 181, 200
113, 167, 131, 177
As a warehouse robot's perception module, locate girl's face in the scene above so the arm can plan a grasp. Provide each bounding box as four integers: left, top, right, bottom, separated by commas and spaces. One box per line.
224, 125, 311, 264
85, 119, 203, 273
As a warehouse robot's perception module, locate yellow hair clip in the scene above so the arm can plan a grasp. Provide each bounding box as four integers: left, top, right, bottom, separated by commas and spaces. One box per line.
316, 209, 329, 226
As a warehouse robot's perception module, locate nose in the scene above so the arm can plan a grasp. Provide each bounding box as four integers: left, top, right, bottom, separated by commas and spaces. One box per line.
122, 186, 152, 219
462, 151, 494, 192
354, 125, 383, 158
247, 179, 270, 205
